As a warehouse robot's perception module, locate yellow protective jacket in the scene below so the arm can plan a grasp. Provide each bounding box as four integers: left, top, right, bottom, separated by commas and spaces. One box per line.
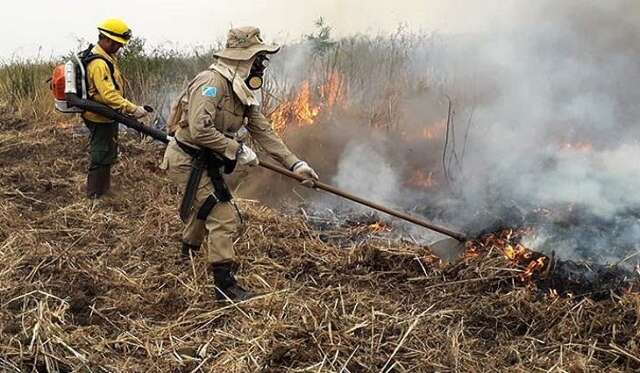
81, 44, 138, 123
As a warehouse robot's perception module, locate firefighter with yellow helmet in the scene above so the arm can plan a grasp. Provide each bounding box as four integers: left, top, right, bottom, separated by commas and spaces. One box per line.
83, 18, 150, 198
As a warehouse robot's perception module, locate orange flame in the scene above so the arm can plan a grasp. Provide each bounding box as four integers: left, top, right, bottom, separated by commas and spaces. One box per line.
321, 71, 346, 111
271, 80, 320, 134
293, 81, 320, 125
464, 229, 548, 283
368, 222, 391, 233
270, 72, 346, 134
502, 243, 547, 281
503, 244, 531, 261
521, 257, 546, 281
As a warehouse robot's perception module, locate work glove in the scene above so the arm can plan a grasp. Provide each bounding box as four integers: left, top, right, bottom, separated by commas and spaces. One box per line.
292, 161, 319, 187
132, 105, 150, 119
237, 144, 259, 166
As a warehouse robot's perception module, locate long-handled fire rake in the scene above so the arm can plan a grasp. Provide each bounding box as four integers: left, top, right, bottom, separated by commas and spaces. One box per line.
259, 161, 467, 260
65, 93, 468, 259
258, 161, 466, 240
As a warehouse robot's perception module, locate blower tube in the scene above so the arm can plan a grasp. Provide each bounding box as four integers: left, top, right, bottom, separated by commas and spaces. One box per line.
65, 93, 169, 144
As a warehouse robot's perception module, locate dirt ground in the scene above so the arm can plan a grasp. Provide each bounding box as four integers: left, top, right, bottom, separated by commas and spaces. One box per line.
1, 111, 639, 372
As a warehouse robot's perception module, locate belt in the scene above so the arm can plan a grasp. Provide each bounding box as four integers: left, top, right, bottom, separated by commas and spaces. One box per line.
175, 139, 234, 220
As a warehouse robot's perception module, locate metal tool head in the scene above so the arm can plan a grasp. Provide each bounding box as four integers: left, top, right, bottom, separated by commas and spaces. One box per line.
429, 238, 466, 263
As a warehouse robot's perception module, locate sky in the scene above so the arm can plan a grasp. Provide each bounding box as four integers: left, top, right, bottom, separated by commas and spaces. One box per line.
0, 0, 517, 59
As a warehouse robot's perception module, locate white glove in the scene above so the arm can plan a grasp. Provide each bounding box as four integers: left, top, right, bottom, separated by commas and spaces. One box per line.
237, 144, 259, 166
132, 106, 149, 119
292, 161, 319, 186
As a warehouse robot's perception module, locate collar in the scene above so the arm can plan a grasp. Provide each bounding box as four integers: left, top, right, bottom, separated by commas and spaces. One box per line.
209, 60, 259, 106
92, 44, 117, 64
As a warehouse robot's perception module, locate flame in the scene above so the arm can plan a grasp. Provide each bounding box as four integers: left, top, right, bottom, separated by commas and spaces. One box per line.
408, 169, 436, 189
368, 222, 391, 233
503, 244, 516, 260
502, 244, 531, 261
270, 71, 346, 134
502, 243, 547, 281
292, 81, 320, 124
320, 71, 346, 110
271, 80, 320, 134
521, 257, 546, 281
465, 229, 548, 282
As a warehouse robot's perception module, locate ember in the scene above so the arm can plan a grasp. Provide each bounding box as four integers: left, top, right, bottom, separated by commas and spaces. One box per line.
367, 221, 392, 233
462, 245, 481, 259
522, 256, 546, 281
467, 229, 549, 282
465, 228, 639, 297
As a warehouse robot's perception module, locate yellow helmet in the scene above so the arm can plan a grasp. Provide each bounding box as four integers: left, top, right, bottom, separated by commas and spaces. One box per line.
97, 18, 132, 45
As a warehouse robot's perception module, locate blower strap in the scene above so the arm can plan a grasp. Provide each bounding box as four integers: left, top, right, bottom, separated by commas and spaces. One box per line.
79, 45, 120, 91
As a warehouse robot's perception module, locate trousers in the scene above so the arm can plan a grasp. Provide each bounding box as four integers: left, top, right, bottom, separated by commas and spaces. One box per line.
162, 141, 238, 264
85, 120, 118, 171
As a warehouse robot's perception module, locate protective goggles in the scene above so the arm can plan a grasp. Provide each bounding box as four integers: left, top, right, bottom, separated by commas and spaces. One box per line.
98, 28, 132, 41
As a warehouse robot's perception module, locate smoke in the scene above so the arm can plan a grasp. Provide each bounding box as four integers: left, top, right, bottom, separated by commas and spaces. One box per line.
430, 1, 640, 261
310, 0, 640, 263
333, 141, 402, 209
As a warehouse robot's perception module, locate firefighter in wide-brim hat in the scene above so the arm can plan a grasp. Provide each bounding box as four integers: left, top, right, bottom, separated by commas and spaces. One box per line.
82, 18, 151, 198
161, 26, 318, 301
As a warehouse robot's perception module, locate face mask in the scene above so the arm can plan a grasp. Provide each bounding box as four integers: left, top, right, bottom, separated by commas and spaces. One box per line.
245, 54, 270, 90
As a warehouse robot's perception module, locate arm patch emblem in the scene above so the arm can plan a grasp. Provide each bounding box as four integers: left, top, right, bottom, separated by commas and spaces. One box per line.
202, 86, 217, 97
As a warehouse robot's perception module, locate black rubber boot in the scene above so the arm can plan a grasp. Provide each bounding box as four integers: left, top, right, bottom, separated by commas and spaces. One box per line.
210, 262, 255, 302
181, 242, 200, 259
87, 167, 111, 199
86, 170, 100, 198
102, 165, 112, 195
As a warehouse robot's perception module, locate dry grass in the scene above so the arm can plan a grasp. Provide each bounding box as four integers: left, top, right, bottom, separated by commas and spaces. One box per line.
1, 110, 640, 372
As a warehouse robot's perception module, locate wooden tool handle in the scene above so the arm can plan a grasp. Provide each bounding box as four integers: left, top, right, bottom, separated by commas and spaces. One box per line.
259, 160, 467, 241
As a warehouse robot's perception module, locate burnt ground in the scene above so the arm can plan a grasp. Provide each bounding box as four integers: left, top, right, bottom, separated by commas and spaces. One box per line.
1, 111, 640, 372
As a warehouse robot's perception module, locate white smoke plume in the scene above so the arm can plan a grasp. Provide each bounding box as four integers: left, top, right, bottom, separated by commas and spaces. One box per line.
333, 141, 402, 209
323, 0, 640, 263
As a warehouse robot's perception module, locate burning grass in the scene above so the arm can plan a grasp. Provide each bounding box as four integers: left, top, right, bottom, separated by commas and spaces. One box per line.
269, 71, 346, 135
1, 111, 640, 371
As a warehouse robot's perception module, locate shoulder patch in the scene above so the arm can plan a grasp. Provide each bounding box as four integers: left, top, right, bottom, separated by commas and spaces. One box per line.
202, 86, 217, 97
